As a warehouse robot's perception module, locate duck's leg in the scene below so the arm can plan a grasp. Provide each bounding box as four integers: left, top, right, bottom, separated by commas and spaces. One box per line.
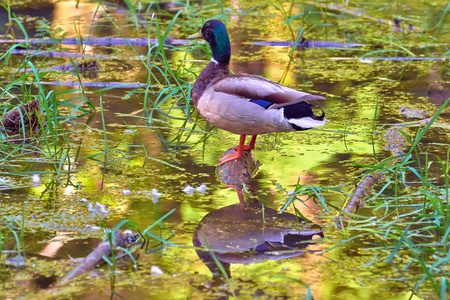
218, 135, 246, 165
242, 135, 257, 151
230, 135, 257, 151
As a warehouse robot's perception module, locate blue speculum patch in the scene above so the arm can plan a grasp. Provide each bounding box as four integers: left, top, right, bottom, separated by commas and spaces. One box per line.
250, 99, 273, 109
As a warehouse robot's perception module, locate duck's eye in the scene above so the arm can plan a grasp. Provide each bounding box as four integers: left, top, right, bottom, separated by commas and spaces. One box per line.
204, 30, 214, 40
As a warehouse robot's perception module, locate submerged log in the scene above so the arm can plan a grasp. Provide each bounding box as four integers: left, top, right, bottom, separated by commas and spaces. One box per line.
61, 230, 131, 283
2, 37, 166, 46
0, 99, 40, 132
17, 81, 149, 88
252, 40, 364, 48
336, 127, 409, 229
216, 148, 259, 189
10, 49, 143, 60
335, 172, 383, 229
20, 59, 101, 77
1, 37, 364, 48
216, 147, 260, 205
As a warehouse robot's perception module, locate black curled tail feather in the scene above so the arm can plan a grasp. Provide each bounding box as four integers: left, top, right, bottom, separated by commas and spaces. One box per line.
283, 101, 325, 120
283, 102, 327, 131
310, 104, 326, 120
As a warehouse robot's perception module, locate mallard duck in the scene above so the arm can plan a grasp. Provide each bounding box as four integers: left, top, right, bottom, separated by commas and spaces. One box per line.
188, 20, 327, 165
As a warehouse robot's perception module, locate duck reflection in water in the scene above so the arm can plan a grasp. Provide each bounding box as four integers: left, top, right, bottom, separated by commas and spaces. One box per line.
193, 147, 324, 293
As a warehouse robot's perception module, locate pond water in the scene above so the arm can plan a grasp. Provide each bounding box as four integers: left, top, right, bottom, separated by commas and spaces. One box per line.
0, 0, 449, 299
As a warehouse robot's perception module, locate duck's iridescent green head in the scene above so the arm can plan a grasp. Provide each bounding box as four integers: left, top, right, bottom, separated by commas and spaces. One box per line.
198, 19, 231, 65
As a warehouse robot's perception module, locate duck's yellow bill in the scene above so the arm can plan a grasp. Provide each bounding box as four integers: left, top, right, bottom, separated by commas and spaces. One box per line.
188, 32, 202, 39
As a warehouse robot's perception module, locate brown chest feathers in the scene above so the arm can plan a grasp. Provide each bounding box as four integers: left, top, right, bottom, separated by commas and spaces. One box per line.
192, 61, 230, 107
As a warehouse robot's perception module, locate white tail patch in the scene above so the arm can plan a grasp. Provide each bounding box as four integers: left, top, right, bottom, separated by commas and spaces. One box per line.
288, 117, 328, 129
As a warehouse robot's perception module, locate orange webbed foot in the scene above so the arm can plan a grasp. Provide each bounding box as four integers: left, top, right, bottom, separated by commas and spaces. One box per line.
229, 145, 252, 152
218, 135, 256, 166
218, 150, 242, 165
